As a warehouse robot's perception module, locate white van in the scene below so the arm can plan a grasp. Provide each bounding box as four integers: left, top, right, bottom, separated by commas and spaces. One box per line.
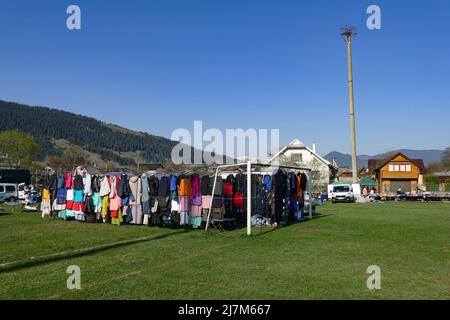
0, 183, 19, 203
18, 183, 26, 200
329, 184, 355, 203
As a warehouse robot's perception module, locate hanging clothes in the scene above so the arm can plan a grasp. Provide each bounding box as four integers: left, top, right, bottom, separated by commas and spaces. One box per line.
263, 174, 272, 191
128, 175, 142, 224
83, 173, 92, 196
190, 174, 202, 206
109, 176, 122, 221
84, 195, 96, 223
99, 176, 111, 197
141, 174, 150, 224
212, 176, 224, 208
153, 176, 170, 225
65, 171, 73, 189
57, 172, 65, 189
178, 176, 192, 197
169, 175, 177, 193
272, 169, 288, 224
101, 195, 109, 221
73, 174, 84, 191
41, 188, 51, 218
200, 175, 212, 195
56, 188, 67, 205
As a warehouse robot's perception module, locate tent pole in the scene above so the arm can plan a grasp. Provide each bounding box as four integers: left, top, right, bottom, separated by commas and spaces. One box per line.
247, 161, 252, 236
308, 170, 313, 220
205, 168, 219, 231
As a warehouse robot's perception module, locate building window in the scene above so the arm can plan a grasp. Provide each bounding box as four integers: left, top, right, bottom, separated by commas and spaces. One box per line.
389, 165, 394, 172
405, 165, 411, 172
290, 154, 303, 162
400, 165, 406, 172
394, 165, 399, 172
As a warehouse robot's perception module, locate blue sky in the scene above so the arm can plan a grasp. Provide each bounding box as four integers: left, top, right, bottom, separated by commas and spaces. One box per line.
0, 0, 449, 156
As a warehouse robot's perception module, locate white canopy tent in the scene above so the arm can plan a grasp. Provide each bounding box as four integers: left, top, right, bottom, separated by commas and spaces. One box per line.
205, 161, 313, 236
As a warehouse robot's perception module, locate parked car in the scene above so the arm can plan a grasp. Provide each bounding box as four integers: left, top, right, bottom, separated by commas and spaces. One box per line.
18, 183, 26, 200
396, 190, 407, 201
330, 184, 355, 203
0, 183, 19, 203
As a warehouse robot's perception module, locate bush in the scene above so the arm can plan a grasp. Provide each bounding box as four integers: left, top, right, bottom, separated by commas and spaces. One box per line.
425, 175, 440, 192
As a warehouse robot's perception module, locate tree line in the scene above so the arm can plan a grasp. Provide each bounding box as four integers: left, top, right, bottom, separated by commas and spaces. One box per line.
0, 100, 177, 165
426, 147, 450, 173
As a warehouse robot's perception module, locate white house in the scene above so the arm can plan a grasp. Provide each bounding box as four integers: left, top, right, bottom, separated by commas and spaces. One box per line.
268, 139, 338, 190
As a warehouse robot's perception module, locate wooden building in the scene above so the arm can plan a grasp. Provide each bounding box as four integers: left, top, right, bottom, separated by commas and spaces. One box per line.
336, 168, 354, 183
368, 153, 425, 193
436, 172, 450, 192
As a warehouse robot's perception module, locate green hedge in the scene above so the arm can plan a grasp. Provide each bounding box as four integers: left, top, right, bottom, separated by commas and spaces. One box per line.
425, 175, 440, 192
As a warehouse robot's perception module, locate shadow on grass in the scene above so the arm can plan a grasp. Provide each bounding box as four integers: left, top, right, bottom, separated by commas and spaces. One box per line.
0, 208, 11, 216
254, 228, 276, 237
307, 213, 333, 221
252, 213, 333, 237
0, 229, 192, 274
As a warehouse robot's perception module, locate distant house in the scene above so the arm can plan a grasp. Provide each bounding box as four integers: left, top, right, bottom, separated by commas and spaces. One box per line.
268, 139, 338, 190
137, 163, 163, 173
368, 152, 425, 193
336, 168, 354, 183
433, 172, 450, 192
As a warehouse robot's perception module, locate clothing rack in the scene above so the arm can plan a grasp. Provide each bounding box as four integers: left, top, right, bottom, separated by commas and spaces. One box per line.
205, 161, 313, 236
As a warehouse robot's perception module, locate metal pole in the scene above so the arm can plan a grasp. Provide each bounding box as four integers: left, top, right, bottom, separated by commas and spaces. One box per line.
205, 168, 219, 231
308, 170, 312, 220
246, 161, 252, 236
346, 34, 358, 184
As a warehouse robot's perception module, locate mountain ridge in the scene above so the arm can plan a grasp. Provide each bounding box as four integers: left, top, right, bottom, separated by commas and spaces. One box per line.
0, 99, 178, 168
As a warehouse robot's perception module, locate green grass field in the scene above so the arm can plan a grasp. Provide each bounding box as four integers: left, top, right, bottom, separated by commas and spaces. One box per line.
0, 201, 449, 300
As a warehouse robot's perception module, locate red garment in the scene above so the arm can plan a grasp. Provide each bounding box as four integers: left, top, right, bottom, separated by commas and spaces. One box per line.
223, 182, 233, 198
65, 200, 74, 210
110, 210, 118, 218
233, 192, 244, 211
65, 171, 73, 189
72, 202, 85, 212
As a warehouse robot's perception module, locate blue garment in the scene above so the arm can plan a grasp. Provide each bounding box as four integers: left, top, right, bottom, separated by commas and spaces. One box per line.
73, 190, 84, 203
56, 188, 67, 205
58, 210, 66, 220
189, 216, 202, 229
170, 175, 177, 192
65, 210, 75, 219
57, 173, 65, 189
263, 175, 271, 191
141, 174, 150, 202
289, 174, 296, 190
124, 206, 133, 223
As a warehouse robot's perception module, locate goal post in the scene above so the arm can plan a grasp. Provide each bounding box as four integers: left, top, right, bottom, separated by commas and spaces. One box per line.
205, 162, 313, 235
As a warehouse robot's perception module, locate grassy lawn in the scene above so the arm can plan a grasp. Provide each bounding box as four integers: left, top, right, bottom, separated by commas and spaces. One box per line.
0, 201, 449, 300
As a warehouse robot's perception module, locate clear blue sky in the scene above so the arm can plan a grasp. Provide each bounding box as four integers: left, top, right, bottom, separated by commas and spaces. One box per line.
0, 0, 449, 156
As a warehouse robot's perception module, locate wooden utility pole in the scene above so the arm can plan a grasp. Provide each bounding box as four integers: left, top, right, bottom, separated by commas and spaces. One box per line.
341, 26, 358, 184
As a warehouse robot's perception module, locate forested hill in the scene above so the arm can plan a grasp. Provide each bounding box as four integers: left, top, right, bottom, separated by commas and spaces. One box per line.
0, 100, 177, 165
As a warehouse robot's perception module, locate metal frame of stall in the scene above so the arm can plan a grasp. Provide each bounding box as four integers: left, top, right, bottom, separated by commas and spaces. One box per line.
205, 161, 313, 236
